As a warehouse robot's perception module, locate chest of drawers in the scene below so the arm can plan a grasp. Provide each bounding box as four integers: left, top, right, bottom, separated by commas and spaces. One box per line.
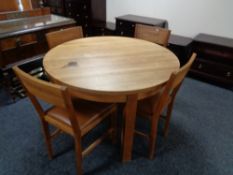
0, 14, 75, 99
115, 14, 168, 37
43, 0, 106, 36
191, 34, 233, 86
43, 0, 65, 15
168, 34, 193, 66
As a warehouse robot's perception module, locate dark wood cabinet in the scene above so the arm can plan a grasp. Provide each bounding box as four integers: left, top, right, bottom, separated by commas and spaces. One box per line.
43, 0, 106, 36
168, 34, 193, 66
43, 0, 65, 15
115, 14, 168, 37
91, 22, 116, 36
191, 33, 233, 86
0, 11, 76, 99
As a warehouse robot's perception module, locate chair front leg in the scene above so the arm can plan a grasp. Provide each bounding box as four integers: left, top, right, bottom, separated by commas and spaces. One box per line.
74, 138, 83, 175
110, 110, 118, 144
148, 114, 160, 159
163, 99, 175, 137
41, 121, 53, 160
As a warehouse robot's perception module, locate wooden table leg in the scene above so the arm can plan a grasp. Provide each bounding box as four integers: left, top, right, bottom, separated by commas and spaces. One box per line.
122, 94, 138, 162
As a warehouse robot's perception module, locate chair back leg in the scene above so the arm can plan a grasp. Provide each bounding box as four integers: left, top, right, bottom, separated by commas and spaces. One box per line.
163, 98, 176, 137
75, 139, 83, 175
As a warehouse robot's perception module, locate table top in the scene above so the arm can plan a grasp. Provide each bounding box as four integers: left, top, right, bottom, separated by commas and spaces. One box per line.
0, 15, 75, 39
44, 36, 179, 100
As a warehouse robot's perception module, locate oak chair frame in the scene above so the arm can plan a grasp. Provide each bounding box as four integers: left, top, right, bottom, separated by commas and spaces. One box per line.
134, 24, 171, 47
46, 26, 84, 49
136, 53, 197, 159
13, 66, 117, 175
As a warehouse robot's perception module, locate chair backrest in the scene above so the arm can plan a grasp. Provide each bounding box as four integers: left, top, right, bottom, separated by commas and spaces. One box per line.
134, 24, 171, 47
153, 53, 197, 113
13, 66, 82, 137
13, 66, 68, 108
46, 26, 83, 49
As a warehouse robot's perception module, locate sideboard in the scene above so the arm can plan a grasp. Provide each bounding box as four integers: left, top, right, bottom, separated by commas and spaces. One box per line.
191, 33, 233, 86
115, 14, 168, 37
42, 0, 106, 36
0, 8, 76, 99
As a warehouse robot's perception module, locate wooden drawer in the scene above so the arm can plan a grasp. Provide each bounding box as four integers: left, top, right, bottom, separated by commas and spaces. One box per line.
116, 20, 135, 36
1, 43, 42, 67
191, 59, 233, 82
47, 0, 63, 7
65, 2, 90, 26
116, 20, 136, 30
65, 1, 90, 16
0, 34, 37, 51
193, 42, 233, 65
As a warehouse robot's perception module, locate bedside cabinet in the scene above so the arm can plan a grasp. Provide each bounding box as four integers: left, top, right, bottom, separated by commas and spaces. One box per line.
191, 33, 233, 86
115, 14, 168, 37
168, 34, 193, 66
43, 0, 65, 15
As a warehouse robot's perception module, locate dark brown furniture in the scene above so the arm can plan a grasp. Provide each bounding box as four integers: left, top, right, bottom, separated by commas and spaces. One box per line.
136, 53, 196, 159
43, 0, 66, 16
91, 22, 116, 36
168, 34, 193, 66
13, 66, 117, 175
0, 9, 76, 99
115, 14, 168, 37
43, 0, 106, 36
191, 33, 233, 86
0, 12, 75, 68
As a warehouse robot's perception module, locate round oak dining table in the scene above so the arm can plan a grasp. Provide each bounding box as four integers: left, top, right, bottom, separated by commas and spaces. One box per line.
43, 36, 180, 162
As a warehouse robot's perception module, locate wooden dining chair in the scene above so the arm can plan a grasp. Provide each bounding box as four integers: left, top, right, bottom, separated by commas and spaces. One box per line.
46, 26, 83, 49
136, 53, 197, 159
134, 24, 171, 47
13, 66, 117, 175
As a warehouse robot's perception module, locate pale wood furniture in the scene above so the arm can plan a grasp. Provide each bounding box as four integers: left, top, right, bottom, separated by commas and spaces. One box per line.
13, 66, 117, 175
136, 53, 196, 159
135, 24, 171, 47
43, 36, 180, 161
46, 26, 83, 49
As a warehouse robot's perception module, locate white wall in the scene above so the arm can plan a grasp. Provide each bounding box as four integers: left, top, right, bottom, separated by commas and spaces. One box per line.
107, 0, 233, 38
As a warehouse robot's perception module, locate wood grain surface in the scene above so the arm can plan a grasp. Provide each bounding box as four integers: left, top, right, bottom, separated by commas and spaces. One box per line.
44, 36, 179, 162
44, 36, 179, 97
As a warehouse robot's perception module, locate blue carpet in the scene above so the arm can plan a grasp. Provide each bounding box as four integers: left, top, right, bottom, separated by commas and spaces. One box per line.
0, 78, 233, 175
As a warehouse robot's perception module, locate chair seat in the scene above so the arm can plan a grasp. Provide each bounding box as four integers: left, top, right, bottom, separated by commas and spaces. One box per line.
137, 92, 161, 117
45, 101, 116, 136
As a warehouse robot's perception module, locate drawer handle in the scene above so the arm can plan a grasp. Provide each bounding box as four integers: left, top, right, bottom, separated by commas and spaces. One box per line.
76, 14, 80, 17
120, 22, 122, 25
68, 3, 71, 7
120, 31, 124, 35
85, 16, 88, 19
198, 64, 202, 69
15, 37, 22, 46
131, 24, 135, 28
83, 5, 87, 9
226, 72, 231, 77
